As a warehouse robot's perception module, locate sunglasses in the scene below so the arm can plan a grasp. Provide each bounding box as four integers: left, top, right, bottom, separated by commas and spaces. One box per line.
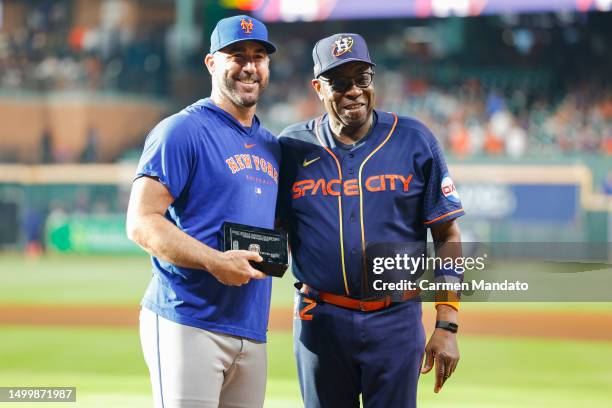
319, 72, 374, 93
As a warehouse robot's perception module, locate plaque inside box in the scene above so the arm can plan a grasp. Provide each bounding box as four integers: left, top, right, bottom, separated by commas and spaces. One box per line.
221, 222, 289, 278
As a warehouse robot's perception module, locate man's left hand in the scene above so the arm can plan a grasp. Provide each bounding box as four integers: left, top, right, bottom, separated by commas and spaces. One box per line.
420, 328, 460, 393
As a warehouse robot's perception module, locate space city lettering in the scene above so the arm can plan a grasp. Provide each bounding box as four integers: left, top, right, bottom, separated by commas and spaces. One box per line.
292, 174, 413, 199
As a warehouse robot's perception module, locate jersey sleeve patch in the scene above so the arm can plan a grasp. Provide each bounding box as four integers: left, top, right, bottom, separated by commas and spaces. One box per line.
441, 173, 461, 203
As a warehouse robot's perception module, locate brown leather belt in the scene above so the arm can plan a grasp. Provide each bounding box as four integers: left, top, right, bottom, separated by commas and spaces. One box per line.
299, 283, 420, 312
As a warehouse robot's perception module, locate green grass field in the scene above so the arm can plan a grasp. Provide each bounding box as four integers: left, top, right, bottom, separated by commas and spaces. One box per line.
2, 253, 611, 311
2, 327, 612, 407
1, 253, 611, 407
0, 254, 296, 307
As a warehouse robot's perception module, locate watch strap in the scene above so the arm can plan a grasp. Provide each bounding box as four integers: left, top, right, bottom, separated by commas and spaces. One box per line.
435, 320, 458, 333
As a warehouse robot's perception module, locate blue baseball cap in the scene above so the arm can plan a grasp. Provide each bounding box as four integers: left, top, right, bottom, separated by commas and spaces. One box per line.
210, 15, 277, 54
312, 33, 375, 78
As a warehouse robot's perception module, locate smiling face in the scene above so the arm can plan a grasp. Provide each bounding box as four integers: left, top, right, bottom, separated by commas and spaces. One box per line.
312, 62, 375, 131
206, 40, 270, 109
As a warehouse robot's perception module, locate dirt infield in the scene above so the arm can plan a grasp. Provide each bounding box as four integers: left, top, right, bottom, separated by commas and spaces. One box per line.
1, 305, 611, 342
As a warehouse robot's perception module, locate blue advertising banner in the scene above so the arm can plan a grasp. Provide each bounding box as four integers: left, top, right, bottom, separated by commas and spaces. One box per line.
458, 183, 579, 223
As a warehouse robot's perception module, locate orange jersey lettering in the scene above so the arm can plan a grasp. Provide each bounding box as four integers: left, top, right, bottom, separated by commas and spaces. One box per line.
240, 154, 253, 169
226, 158, 239, 174
252, 155, 261, 170
292, 174, 413, 199
292, 179, 315, 199
312, 179, 328, 196
326, 179, 341, 196
398, 174, 413, 191
234, 155, 246, 170
343, 179, 359, 196
267, 161, 274, 178
365, 175, 382, 192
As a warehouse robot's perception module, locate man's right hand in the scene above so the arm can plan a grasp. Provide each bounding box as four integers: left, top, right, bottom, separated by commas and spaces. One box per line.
209, 250, 267, 286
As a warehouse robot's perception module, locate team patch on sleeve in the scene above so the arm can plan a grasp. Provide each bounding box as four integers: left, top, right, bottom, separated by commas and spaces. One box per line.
441, 173, 460, 203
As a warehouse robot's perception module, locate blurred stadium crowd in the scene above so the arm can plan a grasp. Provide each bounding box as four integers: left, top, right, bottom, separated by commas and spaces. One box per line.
0, 3, 609, 161
261, 70, 612, 158
0, 1, 168, 94
0, 1, 610, 252
258, 14, 611, 158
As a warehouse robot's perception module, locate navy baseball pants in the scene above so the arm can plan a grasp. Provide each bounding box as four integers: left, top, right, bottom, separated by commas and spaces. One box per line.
294, 293, 426, 408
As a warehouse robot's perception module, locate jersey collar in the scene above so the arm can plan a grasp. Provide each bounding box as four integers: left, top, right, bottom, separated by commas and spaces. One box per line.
319, 110, 391, 150
197, 98, 261, 136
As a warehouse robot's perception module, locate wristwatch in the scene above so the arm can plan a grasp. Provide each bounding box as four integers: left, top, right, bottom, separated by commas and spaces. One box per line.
435, 320, 458, 333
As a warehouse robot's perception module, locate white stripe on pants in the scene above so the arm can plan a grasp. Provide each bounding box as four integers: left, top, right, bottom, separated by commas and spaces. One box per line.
139, 307, 267, 408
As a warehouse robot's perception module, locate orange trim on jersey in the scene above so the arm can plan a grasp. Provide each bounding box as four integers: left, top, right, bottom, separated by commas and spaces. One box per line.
299, 297, 317, 321
435, 290, 461, 304
313, 117, 350, 296
357, 113, 398, 291
423, 209, 465, 225
435, 301, 460, 311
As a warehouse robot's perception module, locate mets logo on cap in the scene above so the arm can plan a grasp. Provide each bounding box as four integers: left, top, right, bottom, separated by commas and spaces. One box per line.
332, 36, 354, 57
240, 17, 253, 34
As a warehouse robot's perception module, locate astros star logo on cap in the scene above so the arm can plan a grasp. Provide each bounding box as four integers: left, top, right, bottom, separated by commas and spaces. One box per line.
332, 36, 354, 57
240, 18, 254, 34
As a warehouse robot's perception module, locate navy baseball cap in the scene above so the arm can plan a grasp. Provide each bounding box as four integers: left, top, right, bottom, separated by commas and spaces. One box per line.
210, 15, 277, 54
312, 33, 375, 78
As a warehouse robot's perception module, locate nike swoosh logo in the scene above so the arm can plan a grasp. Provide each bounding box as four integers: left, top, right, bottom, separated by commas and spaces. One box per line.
303, 157, 321, 167
244, 143, 256, 149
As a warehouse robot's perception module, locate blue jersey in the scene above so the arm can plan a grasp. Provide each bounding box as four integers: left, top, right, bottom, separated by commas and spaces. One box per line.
278, 110, 464, 297
135, 98, 280, 342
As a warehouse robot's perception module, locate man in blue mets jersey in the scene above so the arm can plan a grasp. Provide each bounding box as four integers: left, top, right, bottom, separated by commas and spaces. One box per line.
126, 15, 279, 408
277, 33, 464, 407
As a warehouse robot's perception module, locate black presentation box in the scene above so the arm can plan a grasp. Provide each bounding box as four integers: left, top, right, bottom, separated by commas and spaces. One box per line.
222, 222, 289, 278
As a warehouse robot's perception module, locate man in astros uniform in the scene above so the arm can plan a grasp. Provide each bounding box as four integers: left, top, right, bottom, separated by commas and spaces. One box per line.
277, 33, 464, 408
